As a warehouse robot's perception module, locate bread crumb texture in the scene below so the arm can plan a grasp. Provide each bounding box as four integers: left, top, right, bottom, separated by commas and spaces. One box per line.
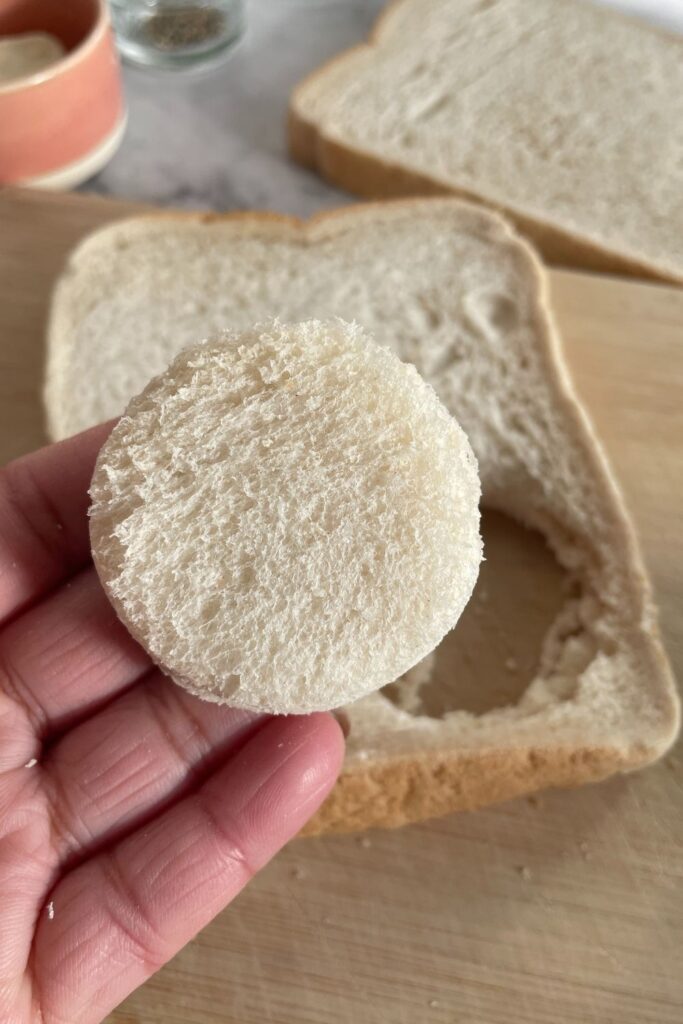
89, 319, 482, 714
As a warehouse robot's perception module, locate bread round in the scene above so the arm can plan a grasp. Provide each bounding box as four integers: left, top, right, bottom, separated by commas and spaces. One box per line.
90, 319, 482, 714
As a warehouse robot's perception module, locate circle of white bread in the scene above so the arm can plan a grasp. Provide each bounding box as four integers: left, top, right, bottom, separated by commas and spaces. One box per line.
89, 319, 482, 714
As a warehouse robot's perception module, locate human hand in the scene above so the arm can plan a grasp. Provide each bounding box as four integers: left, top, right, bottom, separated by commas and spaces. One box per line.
0, 424, 345, 1024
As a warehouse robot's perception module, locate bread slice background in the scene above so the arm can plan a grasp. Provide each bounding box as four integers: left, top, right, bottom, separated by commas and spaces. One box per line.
45, 199, 680, 831
289, 0, 683, 284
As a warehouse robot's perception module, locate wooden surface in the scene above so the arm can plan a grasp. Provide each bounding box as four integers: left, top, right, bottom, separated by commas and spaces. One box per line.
1, 187, 681, 1024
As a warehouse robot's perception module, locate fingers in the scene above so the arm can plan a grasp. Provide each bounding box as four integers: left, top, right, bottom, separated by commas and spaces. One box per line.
0, 567, 150, 762
33, 713, 344, 1024
0, 422, 112, 626
44, 673, 263, 864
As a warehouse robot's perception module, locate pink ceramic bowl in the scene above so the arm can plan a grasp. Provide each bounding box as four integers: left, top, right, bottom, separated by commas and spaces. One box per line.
0, 0, 126, 189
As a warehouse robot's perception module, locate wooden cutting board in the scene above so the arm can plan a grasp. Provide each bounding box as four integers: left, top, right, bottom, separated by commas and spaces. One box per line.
1, 187, 681, 1024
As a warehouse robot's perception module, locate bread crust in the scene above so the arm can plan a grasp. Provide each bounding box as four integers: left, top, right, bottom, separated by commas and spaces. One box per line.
288, 0, 683, 285
303, 743, 629, 835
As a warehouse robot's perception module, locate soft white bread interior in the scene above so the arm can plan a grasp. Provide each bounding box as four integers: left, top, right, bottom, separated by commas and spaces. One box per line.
46, 199, 680, 831
89, 319, 482, 715
289, 0, 683, 283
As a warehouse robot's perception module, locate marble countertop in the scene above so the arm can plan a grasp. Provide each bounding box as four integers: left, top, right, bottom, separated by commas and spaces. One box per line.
84, 0, 683, 216
84, 1, 384, 217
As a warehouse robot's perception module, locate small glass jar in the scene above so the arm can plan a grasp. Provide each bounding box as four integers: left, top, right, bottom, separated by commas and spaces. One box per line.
109, 0, 246, 70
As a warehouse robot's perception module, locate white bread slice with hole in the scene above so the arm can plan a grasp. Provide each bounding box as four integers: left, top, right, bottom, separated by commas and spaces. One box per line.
45, 199, 680, 832
289, 0, 683, 283
89, 320, 482, 715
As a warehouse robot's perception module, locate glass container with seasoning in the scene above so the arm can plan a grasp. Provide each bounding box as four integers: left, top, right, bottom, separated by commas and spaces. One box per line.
109, 0, 245, 70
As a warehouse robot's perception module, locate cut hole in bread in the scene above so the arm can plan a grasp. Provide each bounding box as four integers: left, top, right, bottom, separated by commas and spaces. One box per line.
381, 509, 569, 717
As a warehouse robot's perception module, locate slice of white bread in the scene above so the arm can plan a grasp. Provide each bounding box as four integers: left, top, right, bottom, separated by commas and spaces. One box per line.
45, 199, 679, 832
89, 320, 482, 714
289, 0, 683, 283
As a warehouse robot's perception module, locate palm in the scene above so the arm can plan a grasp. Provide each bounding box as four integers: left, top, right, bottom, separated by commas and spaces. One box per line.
0, 424, 343, 1024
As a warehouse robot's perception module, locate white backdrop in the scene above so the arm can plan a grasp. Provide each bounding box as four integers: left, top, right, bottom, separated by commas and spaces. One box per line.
592, 0, 683, 31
